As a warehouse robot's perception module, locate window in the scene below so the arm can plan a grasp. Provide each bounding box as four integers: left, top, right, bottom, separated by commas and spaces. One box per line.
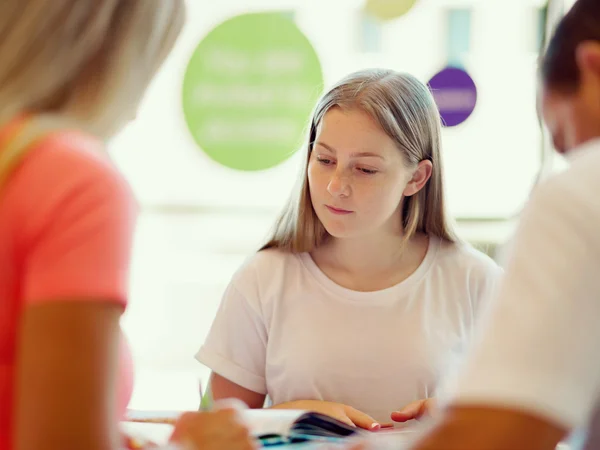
536, 5, 548, 52
357, 10, 382, 53
111, 0, 550, 412
446, 8, 471, 67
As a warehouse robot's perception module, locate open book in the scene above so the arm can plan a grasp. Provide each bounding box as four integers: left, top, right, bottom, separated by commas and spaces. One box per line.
243, 409, 360, 444
125, 408, 363, 445
243, 410, 419, 447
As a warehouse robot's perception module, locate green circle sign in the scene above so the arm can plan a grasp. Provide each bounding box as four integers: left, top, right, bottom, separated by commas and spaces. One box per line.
182, 13, 324, 171
364, 0, 419, 20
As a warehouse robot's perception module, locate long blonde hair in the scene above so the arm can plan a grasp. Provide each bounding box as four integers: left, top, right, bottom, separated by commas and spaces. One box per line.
262, 68, 458, 252
0, 0, 184, 138
0, 0, 185, 193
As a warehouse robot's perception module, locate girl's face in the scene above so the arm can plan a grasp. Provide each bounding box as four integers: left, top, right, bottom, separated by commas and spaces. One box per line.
307, 107, 431, 240
541, 43, 600, 153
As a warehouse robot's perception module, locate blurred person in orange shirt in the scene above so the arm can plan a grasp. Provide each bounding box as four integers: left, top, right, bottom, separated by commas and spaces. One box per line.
0, 2, 255, 450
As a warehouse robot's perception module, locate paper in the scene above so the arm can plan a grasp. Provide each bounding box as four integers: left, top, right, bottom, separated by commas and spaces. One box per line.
124, 409, 181, 424
240, 409, 307, 436
121, 422, 174, 446
124, 408, 307, 437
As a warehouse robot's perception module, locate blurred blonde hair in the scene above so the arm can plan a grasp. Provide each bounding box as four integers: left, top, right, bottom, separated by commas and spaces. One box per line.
0, 0, 185, 136
0, 0, 185, 191
262, 68, 458, 253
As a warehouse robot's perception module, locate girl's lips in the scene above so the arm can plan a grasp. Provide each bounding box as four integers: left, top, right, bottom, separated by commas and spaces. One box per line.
326, 205, 353, 215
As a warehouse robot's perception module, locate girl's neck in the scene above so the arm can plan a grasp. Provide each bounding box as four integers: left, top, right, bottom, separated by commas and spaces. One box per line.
312, 231, 430, 278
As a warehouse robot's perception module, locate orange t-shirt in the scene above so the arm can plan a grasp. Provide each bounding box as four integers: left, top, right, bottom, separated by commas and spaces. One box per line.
0, 125, 137, 448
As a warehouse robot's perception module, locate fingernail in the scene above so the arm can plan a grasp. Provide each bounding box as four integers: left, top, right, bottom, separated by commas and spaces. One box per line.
370, 423, 381, 431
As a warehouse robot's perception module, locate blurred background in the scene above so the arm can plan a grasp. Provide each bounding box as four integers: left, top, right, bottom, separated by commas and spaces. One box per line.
115, 0, 575, 412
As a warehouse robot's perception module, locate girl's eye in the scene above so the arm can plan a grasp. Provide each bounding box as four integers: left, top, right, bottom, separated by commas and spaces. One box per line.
317, 156, 334, 165
358, 167, 378, 175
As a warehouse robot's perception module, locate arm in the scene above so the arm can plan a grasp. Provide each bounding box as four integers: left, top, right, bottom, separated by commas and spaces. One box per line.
170, 409, 255, 450
209, 372, 266, 409
412, 406, 566, 450
14, 302, 124, 450
196, 272, 270, 407
10, 137, 136, 449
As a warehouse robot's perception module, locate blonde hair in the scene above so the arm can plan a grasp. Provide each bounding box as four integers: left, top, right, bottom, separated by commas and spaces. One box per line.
0, 0, 185, 138
0, 0, 185, 193
262, 68, 458, 253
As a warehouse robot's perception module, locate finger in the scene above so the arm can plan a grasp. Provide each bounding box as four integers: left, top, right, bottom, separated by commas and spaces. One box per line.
391, 400, 426, 422
344, 406, 380, 431
213, 399, 252, 431
391, 410, 422, 422
338, 415, 357, 428
230, 419, 253, 440
423, 398, 436, 416
169, 411, 198, 441
170, 410, 236, 440
211, 409, 252, 440
244, 438, 260, 450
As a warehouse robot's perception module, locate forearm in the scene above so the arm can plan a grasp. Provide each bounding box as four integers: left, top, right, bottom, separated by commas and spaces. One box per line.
411, 405, 567, 450
16, 429, 121, 450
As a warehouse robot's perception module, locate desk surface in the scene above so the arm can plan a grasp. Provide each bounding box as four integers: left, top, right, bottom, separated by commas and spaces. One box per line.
121, 415, 572, 450
121, 421, 416, 449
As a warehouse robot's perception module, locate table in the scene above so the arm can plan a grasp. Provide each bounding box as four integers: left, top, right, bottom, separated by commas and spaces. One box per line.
121, 410, 572, 450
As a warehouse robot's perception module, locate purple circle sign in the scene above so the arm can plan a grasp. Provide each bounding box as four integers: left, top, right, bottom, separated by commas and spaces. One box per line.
427, 67, 477, 127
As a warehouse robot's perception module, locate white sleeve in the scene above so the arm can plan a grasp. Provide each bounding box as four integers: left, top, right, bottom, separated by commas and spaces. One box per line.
434, 258, 503, 400
471, 261, 504, 318
448, 175, 600, 430
195, 277, 268, 395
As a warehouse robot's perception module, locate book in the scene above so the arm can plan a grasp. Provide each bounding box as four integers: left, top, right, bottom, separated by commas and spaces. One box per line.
243, 409, 359, 444
125, 408, 374, 445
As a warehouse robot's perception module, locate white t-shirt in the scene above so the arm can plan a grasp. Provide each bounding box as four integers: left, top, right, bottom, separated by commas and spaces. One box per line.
196, 236, 501, 423
447, 139, 600, 433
